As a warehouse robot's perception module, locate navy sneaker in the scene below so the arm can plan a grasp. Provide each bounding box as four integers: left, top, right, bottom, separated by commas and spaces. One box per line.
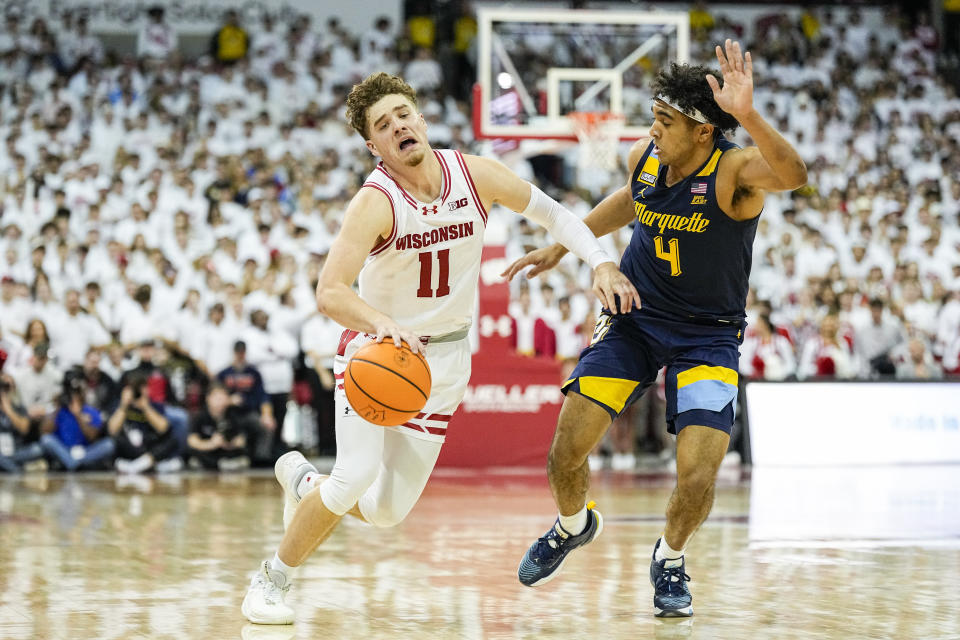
649, 538, 693, 617
518, 501, 603, 586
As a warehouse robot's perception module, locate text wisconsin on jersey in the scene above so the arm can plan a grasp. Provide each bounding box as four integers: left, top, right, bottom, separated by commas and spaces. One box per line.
395, 222, 475, 250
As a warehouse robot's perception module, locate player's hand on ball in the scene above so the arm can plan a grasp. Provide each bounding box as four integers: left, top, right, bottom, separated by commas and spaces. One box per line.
375, 322, 424, 355
501, 244, 566, 281
592, 262, 641, 314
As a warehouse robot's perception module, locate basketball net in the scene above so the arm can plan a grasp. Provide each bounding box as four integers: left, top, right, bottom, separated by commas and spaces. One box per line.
569, 111, 626, 171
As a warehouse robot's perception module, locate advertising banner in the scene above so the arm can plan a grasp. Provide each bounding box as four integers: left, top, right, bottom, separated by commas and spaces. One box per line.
746, 381, 960, 466
436, 245, 563, 467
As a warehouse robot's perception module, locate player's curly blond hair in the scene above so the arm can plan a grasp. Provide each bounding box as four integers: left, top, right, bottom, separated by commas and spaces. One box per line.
346, 72, 419, 139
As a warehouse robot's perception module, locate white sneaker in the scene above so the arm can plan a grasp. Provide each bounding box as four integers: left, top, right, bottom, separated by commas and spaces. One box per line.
155, 457, 183, 474
241, 560, 294, 625
611, 452, 637, 471
274, 451, 318, 531
218, 455, 251, 472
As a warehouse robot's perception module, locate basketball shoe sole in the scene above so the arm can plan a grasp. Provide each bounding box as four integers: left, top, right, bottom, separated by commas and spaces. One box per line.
274, 452, 318, 531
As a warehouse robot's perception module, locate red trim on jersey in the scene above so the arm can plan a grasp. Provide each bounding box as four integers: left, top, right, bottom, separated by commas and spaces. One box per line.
334, 373, 344, 380
415, 412, 452, 422
454, 150, 487, 226
337, 329, 360, 357
362, 182, 398, 256
435, 150, 452, 203
376, 164, 418, 208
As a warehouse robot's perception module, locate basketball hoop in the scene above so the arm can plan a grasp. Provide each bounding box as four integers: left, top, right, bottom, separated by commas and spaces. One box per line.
568, 111, 626, 171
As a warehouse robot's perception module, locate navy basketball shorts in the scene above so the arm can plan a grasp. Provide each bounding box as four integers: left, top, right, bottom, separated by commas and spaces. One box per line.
561, 310, 744, 435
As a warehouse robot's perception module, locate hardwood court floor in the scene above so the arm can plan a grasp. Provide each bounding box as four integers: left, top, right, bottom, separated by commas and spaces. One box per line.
0, 467, 958, 640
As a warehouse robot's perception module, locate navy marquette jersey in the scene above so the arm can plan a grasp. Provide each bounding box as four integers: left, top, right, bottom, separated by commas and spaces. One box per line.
622, 136, 758, 320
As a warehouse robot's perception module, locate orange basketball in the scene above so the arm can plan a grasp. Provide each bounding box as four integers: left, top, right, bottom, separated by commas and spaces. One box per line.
344, 338, 432, 426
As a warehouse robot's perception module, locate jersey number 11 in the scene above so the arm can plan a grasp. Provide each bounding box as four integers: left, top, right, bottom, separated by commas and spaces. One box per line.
417, 249, 451, 298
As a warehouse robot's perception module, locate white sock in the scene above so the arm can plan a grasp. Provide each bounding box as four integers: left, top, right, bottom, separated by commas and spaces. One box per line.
296, 473, 316, 500
558, 507, 588, 536
655, 536, 685, 568
269, 553, 295, 588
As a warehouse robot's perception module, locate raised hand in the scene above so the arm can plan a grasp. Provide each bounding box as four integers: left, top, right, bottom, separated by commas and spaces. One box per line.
705, 39, 754, 119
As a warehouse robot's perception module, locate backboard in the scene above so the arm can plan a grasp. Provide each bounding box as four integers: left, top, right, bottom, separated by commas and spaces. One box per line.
474, 7, 690, 141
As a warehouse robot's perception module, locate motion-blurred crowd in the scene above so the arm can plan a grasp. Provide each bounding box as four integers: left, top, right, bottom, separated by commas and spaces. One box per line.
0, 3, 956, 474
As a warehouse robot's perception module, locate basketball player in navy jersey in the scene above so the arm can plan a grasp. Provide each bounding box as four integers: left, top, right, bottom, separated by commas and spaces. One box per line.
506, 40, 807, 617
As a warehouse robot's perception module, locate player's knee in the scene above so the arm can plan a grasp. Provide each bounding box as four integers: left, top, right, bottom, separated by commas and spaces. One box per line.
547, 441, 586, 473
361, 500, 414, 528
318, 464, 379, 516
676, 465, 716, 494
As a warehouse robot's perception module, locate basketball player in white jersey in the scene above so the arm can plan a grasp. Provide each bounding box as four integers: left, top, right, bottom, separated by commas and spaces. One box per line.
242, 72, 640, 625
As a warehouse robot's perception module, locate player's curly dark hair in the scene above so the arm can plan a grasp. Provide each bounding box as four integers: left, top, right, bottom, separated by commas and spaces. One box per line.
346, 72, 418, 139
651, 63, 740, 134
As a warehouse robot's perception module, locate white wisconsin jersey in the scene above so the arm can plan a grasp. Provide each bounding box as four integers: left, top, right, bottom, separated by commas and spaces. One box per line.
358, 149, 487, 336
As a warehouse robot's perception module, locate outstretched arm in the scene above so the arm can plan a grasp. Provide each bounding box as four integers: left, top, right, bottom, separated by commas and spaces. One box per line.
465, 154, 640, 314
707, 39, 807, 193
501, 137, 649, 279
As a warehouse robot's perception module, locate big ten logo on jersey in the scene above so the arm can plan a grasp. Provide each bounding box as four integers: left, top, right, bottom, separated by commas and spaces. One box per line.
448, 197, 468, 211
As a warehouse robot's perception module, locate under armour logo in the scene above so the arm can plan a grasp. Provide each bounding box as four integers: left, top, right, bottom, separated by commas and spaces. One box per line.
421, 205, 438, 215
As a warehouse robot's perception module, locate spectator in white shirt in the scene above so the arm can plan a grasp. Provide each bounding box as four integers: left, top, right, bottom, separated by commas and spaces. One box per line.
194, 302, 240, 379
739, 314, 797, 380
899, 279, 939, 338
553, 296, 586, 362
137, 6, 177, 63
10, 340, 61, 426
404, 47, 444, 93
242, 308, 298, 435
895, 337, 943, 379
299, 310, 343, 453
53, 289, 111, 369
119, 284, 164, 349
853, 298, 905, 376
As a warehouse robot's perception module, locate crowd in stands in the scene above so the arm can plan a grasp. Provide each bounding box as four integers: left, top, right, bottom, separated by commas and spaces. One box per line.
0, 4, 957, 474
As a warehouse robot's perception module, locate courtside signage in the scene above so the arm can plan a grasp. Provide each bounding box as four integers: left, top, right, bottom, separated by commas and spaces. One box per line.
747, 382, 960, 466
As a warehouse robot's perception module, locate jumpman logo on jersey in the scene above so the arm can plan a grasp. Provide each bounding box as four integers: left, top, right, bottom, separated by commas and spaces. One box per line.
422, 205, 438, 215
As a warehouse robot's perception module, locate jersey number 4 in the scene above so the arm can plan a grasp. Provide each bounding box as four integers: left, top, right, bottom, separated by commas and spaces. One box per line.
654, 236, 682, 276
417, 249, 451, 298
